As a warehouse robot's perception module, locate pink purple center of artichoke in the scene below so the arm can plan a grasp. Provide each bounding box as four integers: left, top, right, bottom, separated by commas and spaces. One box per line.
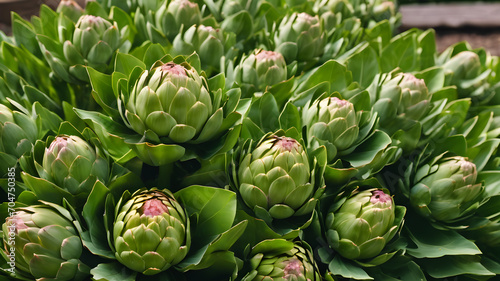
161, 63, 188, 76
274, 137, 299, 152
180, 0, 198, 8
370, 190, 391, 204
330, 97, 350, 108
458, 158, 476, 175
200, 25, 216, 32
140, 199, 169, 217
48, 136, 69, 154
297, 12, 315, 23
255, 50, 283, 61
8, 215, 28, 232
80, 15, 102, 25
401, 73, 425, 88
283, 258, 303, 279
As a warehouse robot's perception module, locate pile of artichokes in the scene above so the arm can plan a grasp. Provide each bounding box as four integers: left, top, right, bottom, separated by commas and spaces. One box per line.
1, 0, 500, 280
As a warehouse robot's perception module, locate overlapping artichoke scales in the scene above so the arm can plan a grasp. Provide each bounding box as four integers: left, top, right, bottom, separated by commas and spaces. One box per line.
68, 15, 122, 69
113, 189, 190, 275
237, 136, 315, 219
124, 62, 218, 143
378, 72, 431, 123
233, 49, 288, 95
0, 104, 38, 161
40, 135, 109, 194
56, 0, 84, 22
274, 12, 325, 62
172, 24, 227, 71
155, 0, 202, 41
244, 241, 320, 281
2, 206, 90, 280
410, 156, 484, 223
303, 97, 360, 162
327, 189, 398, 260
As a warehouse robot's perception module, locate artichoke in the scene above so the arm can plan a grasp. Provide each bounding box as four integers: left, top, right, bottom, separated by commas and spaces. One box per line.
233, 49, 288, 97
0, 104, 38, 174
242, 240, 320, 281
171, 24, 232, 73
441, 51, 492, 102
41, 14, 126, 84
123, 61, 224, 144
326, 188, 404, 260
374, 72, 431, 129
236, 135, 317, 220
410, 156, 484, 223
274, 12, 325, 62
113, 188, 190, 275
56, 0, 84, 22
372, 1, 396, 22
68, 15, 122, 69
39, 135, 109, 195
2, 205, 90, 280
155, 0, 202, 41
303, 96, 360, 162
443, 51, 482, 85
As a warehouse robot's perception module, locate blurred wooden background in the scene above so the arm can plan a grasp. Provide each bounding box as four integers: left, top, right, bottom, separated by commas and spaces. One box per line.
0, 0, 86, 24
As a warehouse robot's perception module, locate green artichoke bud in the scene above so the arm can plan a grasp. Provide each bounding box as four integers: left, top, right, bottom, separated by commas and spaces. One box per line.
410, 156, 484, 223
2, 205, 90, 280
113, 188, 190, 275
442, 51, 490, 101
233, 49, 288, 96
155, 0, 202, 41
372, 73, 431, 141
64, 15, 122, 76
0, 104, 38, 174
326, 189, 402, 260
40, 135, 109, 194
274, 12, 325, 62
237, 136, 316, 220
443, 51, 482, 84
56, 0, 84, 22
372, 1, 396, 22
124, 62, 222, 144
172, 25, 228, 72
303, 97, 359, 162
397, 73, 431, 121
242, 240, 320, 281
380, 73, 431, 122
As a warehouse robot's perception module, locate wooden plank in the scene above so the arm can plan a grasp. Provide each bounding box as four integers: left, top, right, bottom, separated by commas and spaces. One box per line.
400, 3, 500, 29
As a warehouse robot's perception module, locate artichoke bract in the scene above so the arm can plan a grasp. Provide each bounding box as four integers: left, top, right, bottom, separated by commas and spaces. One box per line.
155, 0, 202, 41
443, 51, 482, 84
56, 0, 84, 22
0, 104, 38, 173
2, 205, 90, 280
237, 136, 316, 220
326, 189, 402, 260
274, 12, 325, 62
410, 156, 484, 223
40, 135, 109, 194
124, 62, 222, 144
113, 188, 190, 275
303, 97, 360, 162
242, 240, 320, 281
171, 25, 228, 73
64, 15, 122, 77
233, 50, 288, 96
374, 73, 431, 129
